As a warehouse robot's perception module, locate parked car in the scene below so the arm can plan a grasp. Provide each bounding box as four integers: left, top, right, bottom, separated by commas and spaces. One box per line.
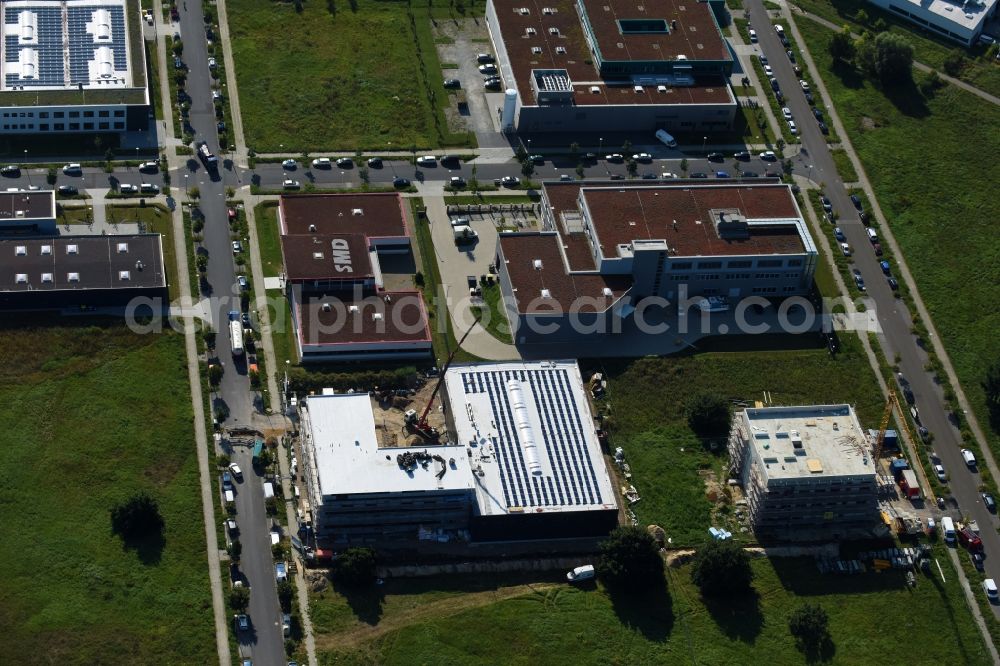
235, 614, 249, 631
873, 242, 883, 256
528, 154, 545, 164
450, 176, 466, 188
119, 183, 138, 194
879, 260, 891, 275
237, 275, 248, 290
959, 527, 983, 551
800, 80, 811, 92
734, 151, 751, 160
605, 153, 624, 163
805, 92, 815, 104
484, 79, 502, 90
312, 157, 332, 169
984, 492, 997, 513
818, 121, 829, 134
834, 225, 846, 241
282, 179, 300, 190
985, 579, 999, 603
759, 151, 777, 161
741, 171, 759, 178
232, 240, 243, 254
812, 107, 824, 120
782, 107, 793, 121
476, 53, 495, 63
139, 183, 159, 194
57, 185, 78, 196
416, 155, 437, 167
690, 172, 708, 178
715, 171, 731, 178
763, 64, 773, 76
229, 463, 243, 480
62, 163, 82, 175
821, 195, 833, 212
749, 28, 757, 42
840, 242, 851, 256
707, 152, 724, 162
208, 57, 217, 69
228, 207, 238, 222
632, 152, 653, 162
566, 564, 596, 582
367, 157, 383, 168
392, 177, 411, 188
853, 270, 865, 291
222, 471, 233, 491
850, 194, 863, 210
973, 552, 986, 571
1, 165, 21, 177
887, 277, 899, 291
478, 64, 498, 75
934, 464, 947, 482
281, 159, 297, 169
788, 119, 798, 134
786, 49, 796, 62
336, 157, 353, 168
443, 78, 461, 89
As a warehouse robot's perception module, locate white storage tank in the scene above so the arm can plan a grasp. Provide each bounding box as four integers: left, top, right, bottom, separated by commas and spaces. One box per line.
501, 88, 518, 130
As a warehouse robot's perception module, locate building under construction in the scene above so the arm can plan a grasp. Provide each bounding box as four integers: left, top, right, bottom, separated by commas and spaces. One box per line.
298, 361, 619, 548
728, 404, 878, 540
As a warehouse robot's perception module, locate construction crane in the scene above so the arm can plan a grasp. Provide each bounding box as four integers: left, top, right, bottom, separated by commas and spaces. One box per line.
873, 388, 916, 461
403, 317, 480, 441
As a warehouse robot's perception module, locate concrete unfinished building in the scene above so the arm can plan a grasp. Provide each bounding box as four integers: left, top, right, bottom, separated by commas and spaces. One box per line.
728, 404, 878, 540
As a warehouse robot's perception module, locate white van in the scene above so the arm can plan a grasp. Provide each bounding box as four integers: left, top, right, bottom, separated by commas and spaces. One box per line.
962, 448, 977, 467
416, 155, 437, 167
224, 489, 235, 505
774, 24, 785, 36
655, 129, 677, 148
567, 564, 596, 582
866, 227, 878, 243
453, 225, 477, 242
941, 516, 956, 544
62, 163, 82, 175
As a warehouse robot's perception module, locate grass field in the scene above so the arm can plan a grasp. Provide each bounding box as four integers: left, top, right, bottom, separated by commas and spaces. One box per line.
471, 282, 513, 344
254, 201, 283, 278
227, 0, 474, 151
830, 148, 858, 182
312, 554, 988, 664
795, 17, 1000, 466
0, 320, 214, 664
591, 333, 885, 544
792, 0, 1000, 99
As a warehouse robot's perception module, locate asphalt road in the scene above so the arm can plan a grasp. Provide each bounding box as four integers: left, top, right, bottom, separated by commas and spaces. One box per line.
747, 0, 1000, 614
175, 1, 287, 663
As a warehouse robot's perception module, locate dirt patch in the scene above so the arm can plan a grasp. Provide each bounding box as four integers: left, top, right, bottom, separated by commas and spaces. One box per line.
371, 379, 448, 448
312, 581, 560, 651
861, 116, 878, 130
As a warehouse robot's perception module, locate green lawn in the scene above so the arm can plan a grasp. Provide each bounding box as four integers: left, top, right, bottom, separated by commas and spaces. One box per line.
227, 0, 474, 151
830, 148, 858, 182
471, 282, 513, 344
792, 0, 1000, 98
314, 555, 988, 665
795, 18, 1000, 461
0, 320, 215, 664
254, 201, 283, 278
592, 333, 884, 545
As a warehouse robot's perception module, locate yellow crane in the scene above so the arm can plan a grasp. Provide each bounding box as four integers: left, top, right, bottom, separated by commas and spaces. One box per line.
873, 388, 916, 461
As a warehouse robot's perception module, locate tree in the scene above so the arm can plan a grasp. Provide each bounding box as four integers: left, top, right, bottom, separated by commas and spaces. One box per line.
569, 142, 580, 160
943, 48, 966, 76
332, 547, 377, 586
789, 603, 831, 657
110, 492, 164, 541
229, 585, 250, 613
208, 363, 224, 387
202, 328, 217, 349
621, 139, 632, 155
521, 159, 535, 179
626, 159, 638, 178
189, 186, 201, 200
690, 540, 754, 597
228, 539, 242, 562
829, 25, 855, 62
680, 158, 689, 174
46, 168, 57, 186
277, 579, 294, 612
596, 526, 664, 589
855, 8, 869, 24
856, 32, 913, 85
686, 392, 731, 440
872, 17, 887, 33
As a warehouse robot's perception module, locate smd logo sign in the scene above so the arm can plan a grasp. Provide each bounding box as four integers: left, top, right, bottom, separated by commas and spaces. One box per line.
330, 238, 353, 273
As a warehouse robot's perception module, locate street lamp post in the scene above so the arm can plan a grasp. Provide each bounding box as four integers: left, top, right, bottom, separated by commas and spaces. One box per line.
23, 149, 30, 186
184, 174, 189, 195
702, 136, 707, 153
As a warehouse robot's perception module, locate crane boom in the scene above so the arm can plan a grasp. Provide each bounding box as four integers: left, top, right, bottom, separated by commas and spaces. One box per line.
417, 317, 480, 425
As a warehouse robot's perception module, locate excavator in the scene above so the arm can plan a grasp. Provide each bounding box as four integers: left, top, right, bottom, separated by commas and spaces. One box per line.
403, 317, 480, 441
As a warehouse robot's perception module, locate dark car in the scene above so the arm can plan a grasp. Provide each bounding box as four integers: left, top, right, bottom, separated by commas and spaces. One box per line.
392, 177, 411, 188
850, 194, 863, 210
770, 78, 780, 91
984, 492, 997, 513
367, 157, 383, 168
734, 151, 751, 161
873, 242, 883, 256
57, 185, 78, 196
217, 121, 226, 132
336, 157, 353, 168
484, 79, 502, 91
608, 174, 625, 180
641, 172, 657, 179
715, 171, 731, 178
887, 277, 899, 291
812, 107, 824, 120
173, 56, 185, 70
880, 260, 891, 275
741, 171, 759, 178
690, 172, 708, 179
241, 312, 251, 328
0, 165, 19, 177
707, 152, 723, 162
972, 552, 985, 571
443, 78, 461, 89
775, 91, 784, 103
853, 270, 865, 291
820, 195, 832, 211
804, 92, 815, 105
786, 49, 796, 62
859, 211, 869, 224
177, 90, 191, 103
818, 121, 829, 134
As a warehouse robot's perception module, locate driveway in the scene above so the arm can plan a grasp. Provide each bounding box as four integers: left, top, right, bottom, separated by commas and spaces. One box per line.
422, 196, 519, 360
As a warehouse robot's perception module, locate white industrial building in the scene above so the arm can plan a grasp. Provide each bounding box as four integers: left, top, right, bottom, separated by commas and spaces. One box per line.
728, 404, 879, 540
866, 0, 997, 46
298, 361, 619, 547
0, 0, 150, 136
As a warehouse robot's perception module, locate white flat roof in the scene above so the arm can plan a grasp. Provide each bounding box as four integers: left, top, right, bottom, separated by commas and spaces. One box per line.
904, 0, 996, 32
737, 404, 875, 482
302, 393, 474, 497
444, 360, 618, 517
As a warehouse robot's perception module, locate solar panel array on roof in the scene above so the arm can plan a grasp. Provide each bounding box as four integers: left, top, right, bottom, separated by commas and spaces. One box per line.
460, 367, 605, 510
3, 2, 128, 89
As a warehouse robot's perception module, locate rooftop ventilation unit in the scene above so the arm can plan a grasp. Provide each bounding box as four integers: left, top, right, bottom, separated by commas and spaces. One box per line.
322, 302, 332, 312
540, 288, 551, 298
308, 224, 317, 232
555, 46, 567, 54
603, 287, 613, 297
117, 242, 128, 253
40, 245, 51, 255
519, 7, 530, 14
15, 273, 28, 284
312, 252, 323, 260
634, 85, 643, 93
590, 85, 600, 94
533, 259, 543, 270
41, 273, 52, 283
348, 304, 359, 313
372, 312, 383, 321
119, 271, 130, 281
532, 46, 543, 54
526, 27, 537, 35
67, 244, 78, 255
351, 208, 363, 216
543, 7, 557, 14
67, 272, 80, 282
15, 245, 26, 256
549, 27, 559, 35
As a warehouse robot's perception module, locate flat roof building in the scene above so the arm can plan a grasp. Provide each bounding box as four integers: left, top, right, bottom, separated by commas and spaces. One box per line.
298, 361, 619, 547
496, 181, 817, 348
299, 393, 475, 545
0, 189, 56, 233
865, 0, 998, 47
0, 0, 150, 136
0, 232, 166, 308
443, 360, 618, 540
485, 0, 737, 133
277, 193, 431, 363
728, 404, 879, 540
